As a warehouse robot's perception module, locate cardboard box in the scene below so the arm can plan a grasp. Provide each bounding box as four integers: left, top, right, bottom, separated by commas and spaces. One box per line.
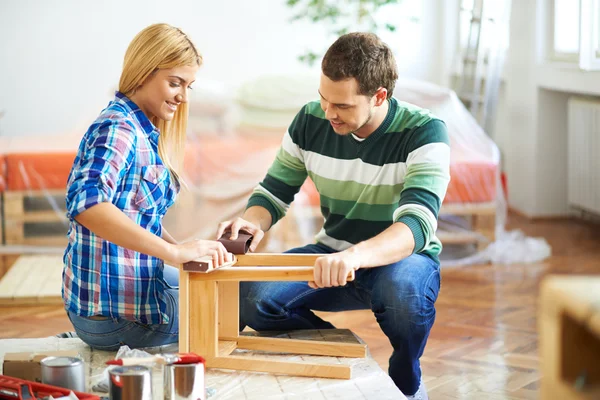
2, 350, 81, 382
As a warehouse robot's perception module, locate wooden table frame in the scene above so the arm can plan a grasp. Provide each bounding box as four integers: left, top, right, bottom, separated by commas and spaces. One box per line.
178, 253, 366, 379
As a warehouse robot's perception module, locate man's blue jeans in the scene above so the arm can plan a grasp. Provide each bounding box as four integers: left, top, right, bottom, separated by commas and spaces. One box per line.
240, 243, 441, 396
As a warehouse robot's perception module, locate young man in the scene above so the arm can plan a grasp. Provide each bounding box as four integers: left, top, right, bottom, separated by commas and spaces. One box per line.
217, 32, 450, 399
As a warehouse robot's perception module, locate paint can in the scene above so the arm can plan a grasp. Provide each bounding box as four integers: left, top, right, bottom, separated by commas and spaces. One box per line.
164, 361, 205, 400
108, 365, 152, 400
40, 356, 86, 393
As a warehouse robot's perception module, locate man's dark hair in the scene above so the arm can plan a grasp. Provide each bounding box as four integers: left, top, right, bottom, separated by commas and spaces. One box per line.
322, 32, 398, 99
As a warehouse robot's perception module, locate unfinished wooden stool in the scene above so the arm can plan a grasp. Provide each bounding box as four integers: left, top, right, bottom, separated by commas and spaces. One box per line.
178, 231, 367, 379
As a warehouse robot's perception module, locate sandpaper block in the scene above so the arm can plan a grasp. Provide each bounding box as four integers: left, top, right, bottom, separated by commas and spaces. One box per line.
217, 230, 253, 254
183, 255, 237, 273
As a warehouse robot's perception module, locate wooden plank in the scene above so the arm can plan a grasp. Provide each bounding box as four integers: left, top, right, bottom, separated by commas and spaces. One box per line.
0, 296, 63, 307
190, 267, 354, 282
0, 245, 64, 255
218, 281, 239, 339
17, 211, 67, 223
4, 232, 68, 247
0, 255, 63, 305
436, 231, 481, 244
4, 192, 24, 216
178, 266, 190, 353
224, 336, 367, 358
218, 340, 237, 357
235, 253, 322, 266
4, 219, 24, 245
3, 190, 68, 246
0, 194, 4, 245
5, 189, 65, 197
440, 202, 496, 216
208, 354, 352, 379
19, 236, 68, 247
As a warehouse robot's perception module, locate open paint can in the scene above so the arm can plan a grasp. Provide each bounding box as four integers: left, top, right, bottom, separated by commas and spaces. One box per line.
164, 362, 205, 400
109, 365, 152, 400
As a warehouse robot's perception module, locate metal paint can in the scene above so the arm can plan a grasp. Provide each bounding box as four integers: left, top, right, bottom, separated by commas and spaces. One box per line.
109, 365, 152, 400
164, 362, 205, 400
40, 356, 86, 393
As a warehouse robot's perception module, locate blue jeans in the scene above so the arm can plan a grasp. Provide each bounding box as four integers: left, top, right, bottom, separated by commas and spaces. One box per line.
240, 243, 440, 396
67, 265, 180, 351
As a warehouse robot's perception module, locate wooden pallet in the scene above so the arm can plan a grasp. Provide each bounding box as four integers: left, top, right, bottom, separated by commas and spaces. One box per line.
284, 201, 497, 251
0, 193, 3, 245
0, 254, 63, 306
438, 201, 497, 250
3, 190, 68, 246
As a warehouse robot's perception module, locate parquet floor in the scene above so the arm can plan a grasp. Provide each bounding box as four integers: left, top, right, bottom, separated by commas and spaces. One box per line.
1, 212, 599, 399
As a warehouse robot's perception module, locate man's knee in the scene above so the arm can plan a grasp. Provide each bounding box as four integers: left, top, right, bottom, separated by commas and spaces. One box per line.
239, 281, 284, 329
372, 263, 440, 327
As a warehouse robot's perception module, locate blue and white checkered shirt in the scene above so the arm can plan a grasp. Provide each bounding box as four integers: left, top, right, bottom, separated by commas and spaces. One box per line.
63, 92, 179, 324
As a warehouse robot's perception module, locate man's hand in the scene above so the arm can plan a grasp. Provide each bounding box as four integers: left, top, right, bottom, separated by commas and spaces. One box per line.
216, 217, 265, 252
310, 252, 361, 289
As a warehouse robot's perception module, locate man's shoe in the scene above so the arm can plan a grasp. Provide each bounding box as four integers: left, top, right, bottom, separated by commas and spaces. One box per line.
405, 380, 428, 400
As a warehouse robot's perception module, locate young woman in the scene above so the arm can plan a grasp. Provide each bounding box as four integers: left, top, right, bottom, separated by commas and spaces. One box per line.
62, 23, 231, 350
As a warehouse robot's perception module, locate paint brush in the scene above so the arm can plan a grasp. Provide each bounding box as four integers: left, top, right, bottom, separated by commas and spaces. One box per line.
105, 352, 205, 366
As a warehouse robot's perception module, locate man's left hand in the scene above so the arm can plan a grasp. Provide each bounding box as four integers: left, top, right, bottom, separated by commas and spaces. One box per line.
309, 252, 361, 289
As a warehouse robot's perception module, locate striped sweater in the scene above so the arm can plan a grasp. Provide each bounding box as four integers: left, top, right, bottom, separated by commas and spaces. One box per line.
247, 97, 451, 263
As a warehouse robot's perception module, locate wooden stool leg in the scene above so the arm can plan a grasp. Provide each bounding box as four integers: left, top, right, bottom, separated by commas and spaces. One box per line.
189, 279, 218, 360
179, 269, 190, 353
218, 281, 239, 339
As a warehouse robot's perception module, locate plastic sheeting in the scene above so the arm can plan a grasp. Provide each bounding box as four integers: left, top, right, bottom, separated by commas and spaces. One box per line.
0, 334, 405, 399
0, 73, 551, 265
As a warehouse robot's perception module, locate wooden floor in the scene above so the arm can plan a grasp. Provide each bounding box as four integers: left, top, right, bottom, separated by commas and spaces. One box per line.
1, 212, 599, 399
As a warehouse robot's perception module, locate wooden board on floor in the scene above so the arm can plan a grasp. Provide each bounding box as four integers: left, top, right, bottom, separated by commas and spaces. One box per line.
0, 255, 63, 306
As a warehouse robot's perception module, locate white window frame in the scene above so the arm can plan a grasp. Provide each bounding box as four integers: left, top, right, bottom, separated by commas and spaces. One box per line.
548, 0, 580, 62
579, 0, 600, 70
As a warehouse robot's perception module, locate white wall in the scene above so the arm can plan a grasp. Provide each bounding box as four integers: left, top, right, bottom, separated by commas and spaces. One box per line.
0, 0, 445, 138
494, 0, 600, 217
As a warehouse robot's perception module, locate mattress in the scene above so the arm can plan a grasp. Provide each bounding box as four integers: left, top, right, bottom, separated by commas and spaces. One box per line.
1, 141, 496, 205
4, 152, 75, 191
296, 161, 497, 208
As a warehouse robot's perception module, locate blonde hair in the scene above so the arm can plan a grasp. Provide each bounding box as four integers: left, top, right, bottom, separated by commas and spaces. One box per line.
119, 23, 202, 185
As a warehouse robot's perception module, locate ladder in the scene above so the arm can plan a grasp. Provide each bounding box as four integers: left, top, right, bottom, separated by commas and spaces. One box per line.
455, 0, 511, 137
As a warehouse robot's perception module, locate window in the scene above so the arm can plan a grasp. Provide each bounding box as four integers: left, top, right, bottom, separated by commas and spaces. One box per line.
579, 0, 600, 70
552, 0, 580, 59
550, 0, 600, 70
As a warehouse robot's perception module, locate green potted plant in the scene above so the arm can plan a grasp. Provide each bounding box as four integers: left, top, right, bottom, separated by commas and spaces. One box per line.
286, 0, 405, 65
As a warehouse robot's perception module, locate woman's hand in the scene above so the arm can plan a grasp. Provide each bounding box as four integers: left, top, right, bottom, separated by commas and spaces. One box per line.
169, 239, 233, 267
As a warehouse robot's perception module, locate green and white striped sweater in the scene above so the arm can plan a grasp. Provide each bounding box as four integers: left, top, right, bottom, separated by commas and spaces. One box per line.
246, 97, 451, 263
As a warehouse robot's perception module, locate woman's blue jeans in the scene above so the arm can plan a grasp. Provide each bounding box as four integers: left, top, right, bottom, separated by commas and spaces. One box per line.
67, 265, 180, 351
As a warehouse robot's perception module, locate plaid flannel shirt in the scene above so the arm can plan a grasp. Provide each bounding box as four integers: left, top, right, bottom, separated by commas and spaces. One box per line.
63, 92, 179, 324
